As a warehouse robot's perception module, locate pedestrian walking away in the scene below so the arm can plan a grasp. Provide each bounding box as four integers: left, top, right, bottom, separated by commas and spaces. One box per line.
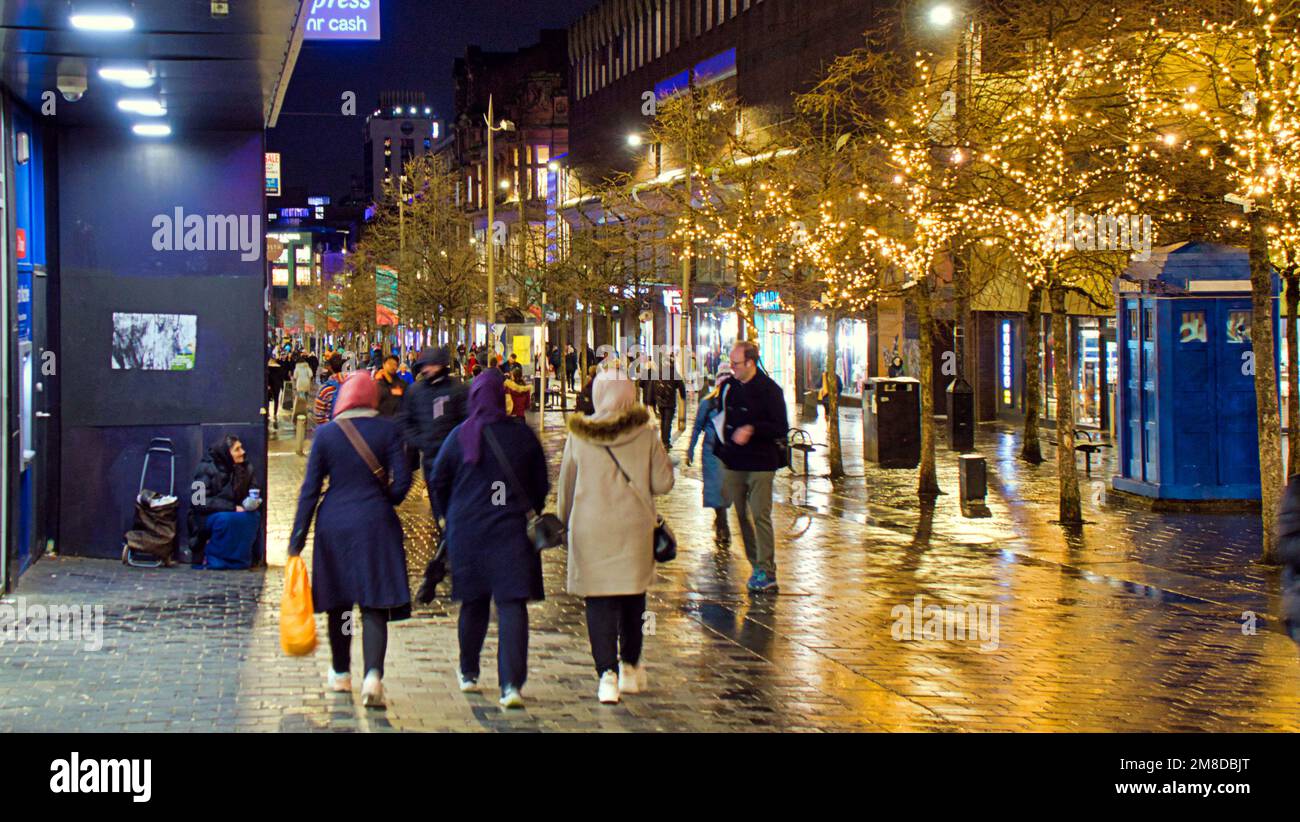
287, 373, 413, 709
558, 369, 675, 703
715, 341, 788, 593
399, 345, 469, 597
430, 368, 550, 708
652, 356, 688, 449
688, 365, 734, 546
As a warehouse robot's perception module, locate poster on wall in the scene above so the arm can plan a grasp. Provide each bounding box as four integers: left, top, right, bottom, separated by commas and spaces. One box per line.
111, 312, 197, 371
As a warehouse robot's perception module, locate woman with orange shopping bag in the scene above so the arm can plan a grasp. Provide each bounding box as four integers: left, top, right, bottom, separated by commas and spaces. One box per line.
287, 372, 413, 708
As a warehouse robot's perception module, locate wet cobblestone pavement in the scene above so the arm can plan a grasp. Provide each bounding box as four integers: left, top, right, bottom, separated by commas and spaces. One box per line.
2, 403, 1298, 732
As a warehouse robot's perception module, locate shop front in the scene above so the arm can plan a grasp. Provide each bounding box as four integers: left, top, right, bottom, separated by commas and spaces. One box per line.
991, 310, 1117, 436
798, 314, 870, 405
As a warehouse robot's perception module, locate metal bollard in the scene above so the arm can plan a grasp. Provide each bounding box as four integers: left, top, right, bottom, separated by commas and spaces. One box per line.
295, 415, 306, 456
959, 454, 987, 503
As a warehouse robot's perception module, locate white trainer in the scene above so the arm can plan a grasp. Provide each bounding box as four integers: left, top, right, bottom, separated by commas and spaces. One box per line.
619, 661, 646, 694
499, 686, 525, 709
326, 670, 352, 693
598, 670, 621, 704
361, 670, 385, 708
457, 672, 480, 693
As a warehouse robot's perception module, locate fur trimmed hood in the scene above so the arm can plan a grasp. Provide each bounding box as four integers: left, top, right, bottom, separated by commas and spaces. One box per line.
567, 405, 651, 444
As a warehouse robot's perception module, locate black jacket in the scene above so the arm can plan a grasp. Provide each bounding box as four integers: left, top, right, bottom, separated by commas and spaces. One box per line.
187, 444, 254, 549
713, 369, 789, 472
653, 377, 687, 412
399, 371, 469, 464
375, 371, 405, 417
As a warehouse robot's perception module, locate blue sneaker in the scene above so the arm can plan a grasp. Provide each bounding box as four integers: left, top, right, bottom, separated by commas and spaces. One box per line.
747, 570, 778, 592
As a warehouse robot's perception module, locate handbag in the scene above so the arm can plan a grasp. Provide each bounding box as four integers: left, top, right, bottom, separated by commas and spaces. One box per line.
605, 447, 677, 563
482, 427, 566, 552
415, 527, 448, 604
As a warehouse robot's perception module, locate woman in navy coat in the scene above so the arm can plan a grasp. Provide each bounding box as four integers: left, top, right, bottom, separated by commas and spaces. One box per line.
289, 372, 412, 709
686, 366, 733, 546
431, 368, 549, 709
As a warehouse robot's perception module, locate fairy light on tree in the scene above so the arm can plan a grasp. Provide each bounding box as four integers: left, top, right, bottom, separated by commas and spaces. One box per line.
1131, 0, 1300, 561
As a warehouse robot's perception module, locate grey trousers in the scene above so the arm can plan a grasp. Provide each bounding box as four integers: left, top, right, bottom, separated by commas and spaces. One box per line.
721, 467, 776, 575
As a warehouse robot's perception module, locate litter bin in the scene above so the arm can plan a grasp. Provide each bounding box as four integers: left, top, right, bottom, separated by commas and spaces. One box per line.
947, 376, 975, 452
863, 377, 920, 468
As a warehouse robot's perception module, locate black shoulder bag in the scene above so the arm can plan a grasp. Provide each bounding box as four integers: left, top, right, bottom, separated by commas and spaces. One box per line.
482, 427, 566, 552
605, 446, 677, 563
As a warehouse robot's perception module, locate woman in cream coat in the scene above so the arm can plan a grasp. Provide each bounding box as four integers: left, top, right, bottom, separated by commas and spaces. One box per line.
558, 368, 675, 704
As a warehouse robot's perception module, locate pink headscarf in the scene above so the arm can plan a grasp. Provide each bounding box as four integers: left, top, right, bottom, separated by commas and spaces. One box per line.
332, 371, 379, 417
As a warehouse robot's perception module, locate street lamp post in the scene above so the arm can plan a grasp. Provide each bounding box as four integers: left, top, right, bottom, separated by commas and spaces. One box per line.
930, 2, 980, 451
485, 95, 516, 360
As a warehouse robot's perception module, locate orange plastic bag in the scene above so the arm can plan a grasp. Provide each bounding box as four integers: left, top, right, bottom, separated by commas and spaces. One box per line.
279, 555, 317, 656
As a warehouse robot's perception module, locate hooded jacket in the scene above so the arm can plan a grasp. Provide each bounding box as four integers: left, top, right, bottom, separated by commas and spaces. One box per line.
558, 404, 675, 597
504, 375, 532, 417
399, 371, 468, 464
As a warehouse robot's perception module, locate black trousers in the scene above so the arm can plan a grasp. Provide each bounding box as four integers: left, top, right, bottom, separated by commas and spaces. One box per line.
458, 597, 529, 692
659, 408, 675, 448
327, 607, 389, 677
584, 593, 647, 676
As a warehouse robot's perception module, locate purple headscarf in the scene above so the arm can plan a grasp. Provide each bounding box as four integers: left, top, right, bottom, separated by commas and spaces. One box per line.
459, 368, 509, 464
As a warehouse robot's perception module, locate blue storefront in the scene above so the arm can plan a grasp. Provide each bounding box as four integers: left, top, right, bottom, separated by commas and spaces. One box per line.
1112, 242, 1277, 501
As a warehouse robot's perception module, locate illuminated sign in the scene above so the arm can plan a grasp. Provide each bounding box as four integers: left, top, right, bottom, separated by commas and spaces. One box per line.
662, 288, 682, 314
308, 196, 331, 206
303, 0, 380, 41
753, 290, 784, 311
280, 208, 310, 218
1001, 320, 1013, 406
265, 152, 281, 197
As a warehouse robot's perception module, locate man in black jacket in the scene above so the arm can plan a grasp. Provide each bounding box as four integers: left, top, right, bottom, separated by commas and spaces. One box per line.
400, 347, 468, 497
652, 357, 688, 448
714, 341, 788, 593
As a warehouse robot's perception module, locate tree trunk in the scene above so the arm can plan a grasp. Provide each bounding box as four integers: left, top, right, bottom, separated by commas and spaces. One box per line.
738, 290, 758, 342
1049, 284, 1082, 524
1286, 272, 1299, 477
1249, 211, 1283, 564
1021, 284, 1045, 464
825, 309, 845, 478
559, 305, 569, 413
915, 283, 941, 498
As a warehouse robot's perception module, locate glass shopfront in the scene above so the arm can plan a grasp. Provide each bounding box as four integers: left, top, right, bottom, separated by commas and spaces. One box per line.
800, 316, 870, 398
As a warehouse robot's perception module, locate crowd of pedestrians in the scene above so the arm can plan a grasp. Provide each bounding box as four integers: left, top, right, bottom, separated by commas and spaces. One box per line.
257, 337, 792, 710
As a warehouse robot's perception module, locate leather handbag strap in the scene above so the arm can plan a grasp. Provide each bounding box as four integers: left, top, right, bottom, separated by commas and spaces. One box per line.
482, 427, 539, 518
336, 417, 387, 488
605, 446, 656, 519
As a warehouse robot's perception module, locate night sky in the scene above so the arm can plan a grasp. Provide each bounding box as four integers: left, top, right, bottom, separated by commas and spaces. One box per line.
267, 0, 600, 202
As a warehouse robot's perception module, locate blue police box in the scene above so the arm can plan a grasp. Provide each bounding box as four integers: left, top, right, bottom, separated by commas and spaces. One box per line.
1112, 242, 1277, 500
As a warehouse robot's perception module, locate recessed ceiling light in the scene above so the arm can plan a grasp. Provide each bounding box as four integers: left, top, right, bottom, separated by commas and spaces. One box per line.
71, 12, 135, 32
132, 123, 171, 137
99, 66, 154, 88
117, 98, 165, 116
